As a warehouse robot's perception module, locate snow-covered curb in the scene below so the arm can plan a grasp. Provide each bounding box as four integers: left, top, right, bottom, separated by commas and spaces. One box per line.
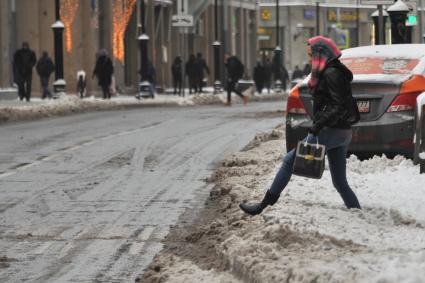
142, 125, 425, 283
0, 91, 286, 124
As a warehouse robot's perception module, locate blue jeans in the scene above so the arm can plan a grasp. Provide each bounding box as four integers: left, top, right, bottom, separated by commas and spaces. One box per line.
269, 127, 361, 209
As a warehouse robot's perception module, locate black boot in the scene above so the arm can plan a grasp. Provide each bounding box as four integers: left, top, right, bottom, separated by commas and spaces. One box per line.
239, 191, 280, 216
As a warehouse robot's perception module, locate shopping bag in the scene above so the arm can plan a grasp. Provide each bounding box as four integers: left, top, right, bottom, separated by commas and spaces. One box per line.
292, 138, 326, 179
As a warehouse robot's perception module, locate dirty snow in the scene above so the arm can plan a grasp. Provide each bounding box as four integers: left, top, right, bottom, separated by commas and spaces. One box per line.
142, 125, 425, 283
0, 91, 284, 124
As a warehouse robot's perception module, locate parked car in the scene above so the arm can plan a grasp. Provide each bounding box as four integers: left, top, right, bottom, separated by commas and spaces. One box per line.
286, 44, 425, 158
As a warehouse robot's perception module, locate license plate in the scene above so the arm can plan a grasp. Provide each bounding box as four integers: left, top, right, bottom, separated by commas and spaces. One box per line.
357, 100, 370, 113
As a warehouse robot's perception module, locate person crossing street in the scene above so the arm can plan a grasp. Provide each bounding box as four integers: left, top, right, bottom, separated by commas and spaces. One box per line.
224, 53, 249, 106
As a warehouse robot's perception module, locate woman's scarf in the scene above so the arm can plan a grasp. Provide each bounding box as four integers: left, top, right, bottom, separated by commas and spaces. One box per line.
307, 36, 342, 92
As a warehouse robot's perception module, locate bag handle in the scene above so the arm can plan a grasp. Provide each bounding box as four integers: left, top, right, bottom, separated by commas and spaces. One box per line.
304, 134, 320, 149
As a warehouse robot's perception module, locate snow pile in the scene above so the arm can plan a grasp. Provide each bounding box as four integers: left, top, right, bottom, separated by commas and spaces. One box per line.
143, 125, 425, 283
0, 91, 285, 124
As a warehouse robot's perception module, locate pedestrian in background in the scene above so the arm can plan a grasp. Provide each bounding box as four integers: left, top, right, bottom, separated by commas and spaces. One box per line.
147, 61, 156, 97
36, 51, 55, 99
263, 57, 272, 94
171, 56, 183, 96
240, 36, 361, 216
291, 65, 304, 81
272, 53, 289, 92
303, 62, 312, 77
13, 42, 36, 102
93, 50, 114, 99
194, 53, 210, 93
76, 70, 87, 99
185, 54, 197, 94
224, 53, 249, 106
253, 59, 266, 94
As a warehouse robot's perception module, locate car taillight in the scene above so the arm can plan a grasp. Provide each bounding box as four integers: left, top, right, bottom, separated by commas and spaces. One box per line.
287, 86, 307, 114
387, 92, 420, 112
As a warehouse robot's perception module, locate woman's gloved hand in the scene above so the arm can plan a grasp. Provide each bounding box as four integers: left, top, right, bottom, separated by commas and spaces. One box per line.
308, 124, 320, 136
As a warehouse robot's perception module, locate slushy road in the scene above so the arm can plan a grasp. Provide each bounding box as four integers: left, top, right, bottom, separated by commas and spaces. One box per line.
0, 101, 283, 282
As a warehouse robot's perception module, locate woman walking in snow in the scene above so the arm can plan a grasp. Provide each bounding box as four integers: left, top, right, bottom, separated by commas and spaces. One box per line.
240, 36, 361, 215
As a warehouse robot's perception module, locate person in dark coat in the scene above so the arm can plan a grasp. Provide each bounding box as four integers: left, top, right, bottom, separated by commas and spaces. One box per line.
263, 57, 272, 94
36, 51, 55, 99
240, 36, 361, 216
93, 50, 114, 99
224, 53, 249, 106
171, 56, 183, 96
13, 42, 37, 101
185, 55, 197, 94
194, 53, 210, 93
147, 61, 156, 97
303, 62, 312, 77
253, 60, 266, 94
76, 70, 87, 99
291, 65, 304, 80
272, 54, 289, 91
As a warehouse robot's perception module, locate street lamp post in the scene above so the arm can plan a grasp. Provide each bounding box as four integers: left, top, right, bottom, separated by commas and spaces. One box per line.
213, 0, 221, 94
274, 0, 282, 93
387, 0, 410, 44
371, 9, 388, 44
138, 0, 151, 98
52, 0, 66, 96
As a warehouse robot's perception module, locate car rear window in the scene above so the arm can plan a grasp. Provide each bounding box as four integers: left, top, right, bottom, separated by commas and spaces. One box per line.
340, 57, 419, 75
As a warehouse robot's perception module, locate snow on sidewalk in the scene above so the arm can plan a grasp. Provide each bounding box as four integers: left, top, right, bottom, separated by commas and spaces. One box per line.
142, 125, 425, 283
0, 91, 285, 124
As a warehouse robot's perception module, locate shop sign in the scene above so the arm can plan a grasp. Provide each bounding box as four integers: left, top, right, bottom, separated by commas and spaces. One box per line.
304, 9, 315, 20
258, 35, 271, 41
327, 10, 358, 22
261, 9, 272, 21
335, 29, 350, 49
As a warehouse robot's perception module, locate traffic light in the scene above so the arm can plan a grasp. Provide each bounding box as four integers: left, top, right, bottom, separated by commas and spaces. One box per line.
407, 15, 417, 25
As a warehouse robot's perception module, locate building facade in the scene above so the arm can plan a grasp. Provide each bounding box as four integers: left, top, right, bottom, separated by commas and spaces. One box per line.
0, 0, 258, 95
258, 0, 379, 71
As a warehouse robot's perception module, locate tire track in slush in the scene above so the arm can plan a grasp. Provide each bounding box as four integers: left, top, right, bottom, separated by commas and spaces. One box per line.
0, 104, 283, 282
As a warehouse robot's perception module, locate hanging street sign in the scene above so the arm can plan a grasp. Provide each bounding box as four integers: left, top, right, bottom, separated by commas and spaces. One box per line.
172, 14, 194, 27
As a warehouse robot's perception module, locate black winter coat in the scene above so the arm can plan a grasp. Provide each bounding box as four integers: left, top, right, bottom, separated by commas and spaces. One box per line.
311, 59, 359, 133
194, 58, 209, 79
93, 55, 113, 87
226, 56, 244, 81
13, 48, 37, 79
36, 56, 55, 78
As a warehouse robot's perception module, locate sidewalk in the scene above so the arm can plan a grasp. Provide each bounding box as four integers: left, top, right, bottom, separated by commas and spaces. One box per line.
0, 90, 286, 125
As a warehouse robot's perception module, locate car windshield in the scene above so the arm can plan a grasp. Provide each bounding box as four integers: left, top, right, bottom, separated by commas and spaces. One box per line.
340, 57, 419, 75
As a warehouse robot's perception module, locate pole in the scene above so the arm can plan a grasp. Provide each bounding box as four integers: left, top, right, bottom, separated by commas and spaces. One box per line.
52, 0, 65, 95
316, 2, 320, 35
378, 4, 384, 45
213, 0, 221, 93
276, 0, 279, 47
419, 0, 423, 43
273, 0, 282, 92
10, 0, 17, 86
356, 0, 360, 46
138, 0, 151, 98
55, 0, 60, 21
